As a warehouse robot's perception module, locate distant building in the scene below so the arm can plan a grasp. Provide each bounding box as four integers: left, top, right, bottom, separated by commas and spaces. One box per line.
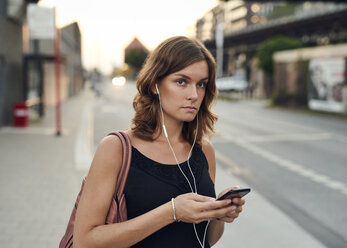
0, 0, 39, 127
123, 37, 149, 78
196, 1, 275, 76
124, 37, 149, 58
195, 1, 347, 98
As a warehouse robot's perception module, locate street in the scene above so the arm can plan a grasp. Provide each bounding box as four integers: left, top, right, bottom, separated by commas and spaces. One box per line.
212, 99, 347, 248
90, 80, 347, 247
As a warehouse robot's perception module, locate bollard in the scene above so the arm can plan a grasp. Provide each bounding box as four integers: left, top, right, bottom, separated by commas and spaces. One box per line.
13, 102, 30, 127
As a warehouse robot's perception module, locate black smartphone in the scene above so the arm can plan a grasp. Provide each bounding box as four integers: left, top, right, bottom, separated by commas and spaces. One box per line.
217, 188, 251, 201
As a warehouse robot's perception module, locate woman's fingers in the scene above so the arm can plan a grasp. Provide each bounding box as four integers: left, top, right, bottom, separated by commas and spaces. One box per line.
200, 200, 244, 223
190, 193, 215, 202
196, 199, 232, 211
188, 193, 232, 211
197, 204, 235, 221
215, 207, 240, 223
174, 193, 245, 224
231, 197, 245, 206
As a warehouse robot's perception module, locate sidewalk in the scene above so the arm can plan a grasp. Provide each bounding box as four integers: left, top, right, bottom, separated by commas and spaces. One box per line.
0, 87, 94, 248
0, 85, 326, 247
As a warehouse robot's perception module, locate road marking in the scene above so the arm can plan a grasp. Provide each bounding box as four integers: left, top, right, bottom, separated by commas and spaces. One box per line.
75, 103, 94, 171
216, 105, 329, 135
212, 132, 340, 144
213, 131, 347, 196
235, 140, 347, 197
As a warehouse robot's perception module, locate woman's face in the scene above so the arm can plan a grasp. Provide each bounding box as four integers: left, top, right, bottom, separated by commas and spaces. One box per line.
156, 60, 209, 124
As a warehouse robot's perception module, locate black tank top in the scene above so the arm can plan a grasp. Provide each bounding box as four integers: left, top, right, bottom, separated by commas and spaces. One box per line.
124, 145, 216, 248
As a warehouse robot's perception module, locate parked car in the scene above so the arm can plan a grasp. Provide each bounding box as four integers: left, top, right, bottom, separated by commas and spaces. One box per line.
216, 76, 248, 92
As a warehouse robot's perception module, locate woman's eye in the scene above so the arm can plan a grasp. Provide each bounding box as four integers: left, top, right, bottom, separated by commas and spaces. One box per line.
176, 79, 185, 86
198, 82, 207, 88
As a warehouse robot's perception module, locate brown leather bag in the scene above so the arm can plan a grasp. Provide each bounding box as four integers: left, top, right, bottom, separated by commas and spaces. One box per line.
59, 131, 132, 248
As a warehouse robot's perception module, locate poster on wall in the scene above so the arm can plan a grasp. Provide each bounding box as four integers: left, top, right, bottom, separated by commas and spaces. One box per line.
308, 57, 345, 113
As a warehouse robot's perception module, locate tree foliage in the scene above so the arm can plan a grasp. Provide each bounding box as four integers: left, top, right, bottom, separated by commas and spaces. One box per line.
124, 49, 148, 72
256, 36, 302, 75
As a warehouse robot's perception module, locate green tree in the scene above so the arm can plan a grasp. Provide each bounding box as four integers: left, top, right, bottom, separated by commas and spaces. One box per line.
256, 36, 303, 98
256, 36, 302, 75
124, 49, 148, 72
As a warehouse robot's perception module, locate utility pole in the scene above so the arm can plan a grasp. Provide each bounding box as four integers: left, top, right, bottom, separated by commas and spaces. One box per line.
54, 8, 62, 136
216, 6, 224, 78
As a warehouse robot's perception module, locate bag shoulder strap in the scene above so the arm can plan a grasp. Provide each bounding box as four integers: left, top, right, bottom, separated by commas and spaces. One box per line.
107, 130, 132, 200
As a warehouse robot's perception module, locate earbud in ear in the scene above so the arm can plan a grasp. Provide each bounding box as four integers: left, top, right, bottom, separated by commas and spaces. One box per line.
155, 84, 159, 96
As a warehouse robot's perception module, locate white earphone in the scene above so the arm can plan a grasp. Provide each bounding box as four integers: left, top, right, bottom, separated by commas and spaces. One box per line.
155, 83, 209, 248
155, 83, 159, 95
155, 84, 168, 138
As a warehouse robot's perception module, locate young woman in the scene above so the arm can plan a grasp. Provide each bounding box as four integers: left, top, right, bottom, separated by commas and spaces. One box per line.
74, 36, 246, 248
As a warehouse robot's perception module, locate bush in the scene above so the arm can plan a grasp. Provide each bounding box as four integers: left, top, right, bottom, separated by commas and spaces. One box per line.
256, 36, 303, 75
125, 49, 148, 72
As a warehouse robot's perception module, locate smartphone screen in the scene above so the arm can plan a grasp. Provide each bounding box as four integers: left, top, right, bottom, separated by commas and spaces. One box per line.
217, 188, 251, 201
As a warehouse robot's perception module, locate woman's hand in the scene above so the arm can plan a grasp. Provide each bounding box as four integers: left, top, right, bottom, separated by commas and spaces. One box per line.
173, 193, 235, 224
215, 186, 245, 223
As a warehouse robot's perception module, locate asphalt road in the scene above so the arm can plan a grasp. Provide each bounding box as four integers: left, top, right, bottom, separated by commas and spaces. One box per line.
212, 97, 347, 248
92, 80, 347, 248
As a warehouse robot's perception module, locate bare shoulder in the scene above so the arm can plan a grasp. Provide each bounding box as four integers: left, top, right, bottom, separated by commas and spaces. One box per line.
99, 134, 123, 151
89, 134, 123, 175
201, 138, 216, 182
98, 134, 123, 157
201, 138, 215, 160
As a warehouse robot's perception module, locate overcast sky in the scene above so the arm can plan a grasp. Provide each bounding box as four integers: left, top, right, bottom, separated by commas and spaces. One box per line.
39, 0, 218, 74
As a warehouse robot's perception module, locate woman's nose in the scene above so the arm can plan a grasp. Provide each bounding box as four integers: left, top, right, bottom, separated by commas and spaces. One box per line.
187, 85, 198, 100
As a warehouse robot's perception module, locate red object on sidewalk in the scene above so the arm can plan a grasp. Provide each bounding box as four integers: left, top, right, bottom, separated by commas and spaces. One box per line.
13, 102, 30, 127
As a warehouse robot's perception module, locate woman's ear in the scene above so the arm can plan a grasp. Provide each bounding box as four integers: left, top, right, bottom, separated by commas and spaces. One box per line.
151, 83, 159, 95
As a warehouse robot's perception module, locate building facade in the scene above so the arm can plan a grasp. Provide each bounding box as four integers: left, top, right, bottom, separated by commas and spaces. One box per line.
23, 21, 84, 115
0, 1, 84, 127
0, 0, 39, 127
273, 44, 347, 113
195, 1, 347, 98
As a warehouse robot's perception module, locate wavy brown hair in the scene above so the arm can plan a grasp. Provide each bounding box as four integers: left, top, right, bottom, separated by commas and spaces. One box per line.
131, 36, 218, 145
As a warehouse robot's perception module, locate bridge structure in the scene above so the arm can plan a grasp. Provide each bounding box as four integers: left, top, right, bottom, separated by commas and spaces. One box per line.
204, 4, 347, 74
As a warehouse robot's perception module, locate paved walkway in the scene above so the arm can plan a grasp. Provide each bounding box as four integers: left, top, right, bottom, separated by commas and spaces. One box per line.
0, 87, 93, 248
0, 85, 326, 247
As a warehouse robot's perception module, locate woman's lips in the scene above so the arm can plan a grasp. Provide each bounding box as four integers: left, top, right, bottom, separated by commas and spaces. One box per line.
182, 106, 197, 112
